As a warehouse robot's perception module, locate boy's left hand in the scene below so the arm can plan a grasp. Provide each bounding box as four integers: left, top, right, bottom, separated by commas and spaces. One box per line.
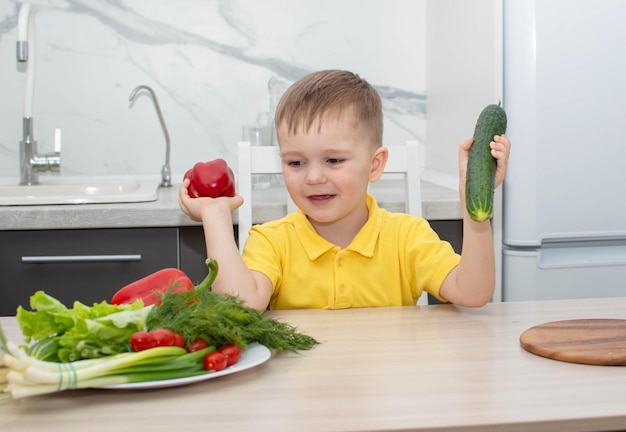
459, 134, 511, 190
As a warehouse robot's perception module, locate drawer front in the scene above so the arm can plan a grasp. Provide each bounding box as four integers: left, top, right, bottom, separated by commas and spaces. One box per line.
0, 228, 178, 315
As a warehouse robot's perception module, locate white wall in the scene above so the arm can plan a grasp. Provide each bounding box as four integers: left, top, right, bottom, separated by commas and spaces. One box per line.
0, 0, 428, 180
425, 0, 503, 188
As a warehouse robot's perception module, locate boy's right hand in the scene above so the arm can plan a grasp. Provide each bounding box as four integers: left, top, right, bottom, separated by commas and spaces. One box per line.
178, 178, 244, 223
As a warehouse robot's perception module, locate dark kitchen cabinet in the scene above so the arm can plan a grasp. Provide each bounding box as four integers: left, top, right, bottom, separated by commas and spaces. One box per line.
0, 228, 178, 315
425, 220, 462, 304
178, 225, 238, 285
429, 220, 462, 254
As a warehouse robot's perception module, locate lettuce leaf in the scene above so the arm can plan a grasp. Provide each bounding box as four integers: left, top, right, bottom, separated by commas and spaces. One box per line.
16, 291, 153, 362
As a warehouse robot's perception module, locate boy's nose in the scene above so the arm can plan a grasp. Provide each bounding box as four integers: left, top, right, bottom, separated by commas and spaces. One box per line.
305, 163, 325, 184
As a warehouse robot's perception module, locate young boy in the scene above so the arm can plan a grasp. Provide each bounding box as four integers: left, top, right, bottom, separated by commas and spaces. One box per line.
179, 70, 511, 311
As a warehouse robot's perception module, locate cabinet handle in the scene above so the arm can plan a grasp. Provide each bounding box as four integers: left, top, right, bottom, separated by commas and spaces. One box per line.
21, 254, 142, 264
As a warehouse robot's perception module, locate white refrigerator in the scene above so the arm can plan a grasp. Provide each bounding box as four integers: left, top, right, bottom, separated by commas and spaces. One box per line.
502, 0, 626, 301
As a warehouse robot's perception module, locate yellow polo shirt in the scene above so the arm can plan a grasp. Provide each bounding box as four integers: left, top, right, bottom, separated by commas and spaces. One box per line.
242, 193, 460, 310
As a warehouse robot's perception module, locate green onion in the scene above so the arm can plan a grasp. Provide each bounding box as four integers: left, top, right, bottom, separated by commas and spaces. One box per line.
2, 342, 211, 401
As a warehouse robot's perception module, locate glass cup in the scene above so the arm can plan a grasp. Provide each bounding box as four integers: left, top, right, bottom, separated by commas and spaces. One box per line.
242, 126, 272, 189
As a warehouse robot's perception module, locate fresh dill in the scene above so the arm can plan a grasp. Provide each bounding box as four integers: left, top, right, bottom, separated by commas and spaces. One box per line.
146, 284, 318, 353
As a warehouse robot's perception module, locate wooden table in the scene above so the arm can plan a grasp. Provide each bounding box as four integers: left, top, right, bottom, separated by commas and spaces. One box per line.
2, 297, 626, 431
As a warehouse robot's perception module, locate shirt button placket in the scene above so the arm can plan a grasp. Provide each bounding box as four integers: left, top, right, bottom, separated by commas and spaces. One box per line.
335, 253, 349, 307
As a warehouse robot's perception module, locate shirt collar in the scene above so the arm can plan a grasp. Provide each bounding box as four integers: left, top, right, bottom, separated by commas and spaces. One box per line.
293, 193, 383, 260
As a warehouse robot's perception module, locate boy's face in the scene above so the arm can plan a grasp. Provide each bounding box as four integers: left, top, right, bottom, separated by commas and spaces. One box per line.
278, 109, 386, 230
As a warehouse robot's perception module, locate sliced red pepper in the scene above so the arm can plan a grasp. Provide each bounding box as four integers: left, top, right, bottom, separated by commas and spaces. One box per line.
184, 159, 236, 198
110, 268, 194, 306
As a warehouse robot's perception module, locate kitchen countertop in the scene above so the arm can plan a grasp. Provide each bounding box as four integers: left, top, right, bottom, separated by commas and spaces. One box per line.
2, 297, 626, 431
0, 179, 462, 231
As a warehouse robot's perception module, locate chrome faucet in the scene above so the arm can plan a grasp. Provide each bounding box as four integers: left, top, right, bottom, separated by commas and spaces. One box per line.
128, 85, 172, 187
17, 3, 61, 186
19, 119, 61, 186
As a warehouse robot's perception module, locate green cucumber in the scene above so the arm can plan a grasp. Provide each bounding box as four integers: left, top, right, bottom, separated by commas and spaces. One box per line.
465, 103, 507, 222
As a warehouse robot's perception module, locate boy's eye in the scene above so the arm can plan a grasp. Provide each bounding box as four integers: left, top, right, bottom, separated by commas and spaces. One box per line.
326, 158, 344, 165
286, 160, 304, 167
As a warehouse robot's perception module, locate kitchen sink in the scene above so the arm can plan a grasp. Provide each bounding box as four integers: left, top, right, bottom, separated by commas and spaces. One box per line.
0, 176, 161, 206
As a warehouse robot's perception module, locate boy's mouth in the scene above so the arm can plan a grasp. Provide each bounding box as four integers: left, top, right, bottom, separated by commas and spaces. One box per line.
307, 194, 336, 202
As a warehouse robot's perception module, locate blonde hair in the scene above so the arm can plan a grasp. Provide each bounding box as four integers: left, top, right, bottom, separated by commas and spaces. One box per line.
275, 70, 383, 146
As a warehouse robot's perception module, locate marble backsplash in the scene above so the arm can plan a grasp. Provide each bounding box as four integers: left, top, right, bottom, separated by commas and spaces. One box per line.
0, 0, 426, 180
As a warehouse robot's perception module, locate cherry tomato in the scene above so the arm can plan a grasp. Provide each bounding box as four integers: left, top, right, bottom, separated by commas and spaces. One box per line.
203, 351, 228, 372
172, 332, 185, 348
130, 331, 156, 352
219, 343, 242, 366
187, 338, 209, 353
151, 328, 177, 347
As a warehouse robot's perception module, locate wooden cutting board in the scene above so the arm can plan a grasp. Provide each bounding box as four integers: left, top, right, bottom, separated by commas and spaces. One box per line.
520, 319, 626, 366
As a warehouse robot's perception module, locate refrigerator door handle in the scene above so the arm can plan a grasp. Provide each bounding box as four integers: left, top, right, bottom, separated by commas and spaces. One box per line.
538, 239, 626, 269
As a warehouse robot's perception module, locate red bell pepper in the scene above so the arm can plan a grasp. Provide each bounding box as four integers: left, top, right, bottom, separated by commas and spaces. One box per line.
184, 159, 236, 198
111, 268, 194, 306
110, 259, 219, 307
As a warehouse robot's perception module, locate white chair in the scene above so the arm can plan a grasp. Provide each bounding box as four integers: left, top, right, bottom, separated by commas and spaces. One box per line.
237, 140, 428, 305
375, 140, 422, 218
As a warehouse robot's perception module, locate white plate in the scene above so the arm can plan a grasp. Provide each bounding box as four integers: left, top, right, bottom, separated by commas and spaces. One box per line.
93, 343, 271, 390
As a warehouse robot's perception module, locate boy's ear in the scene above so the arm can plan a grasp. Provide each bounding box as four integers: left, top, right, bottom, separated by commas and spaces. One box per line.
369, 146, 388, 182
